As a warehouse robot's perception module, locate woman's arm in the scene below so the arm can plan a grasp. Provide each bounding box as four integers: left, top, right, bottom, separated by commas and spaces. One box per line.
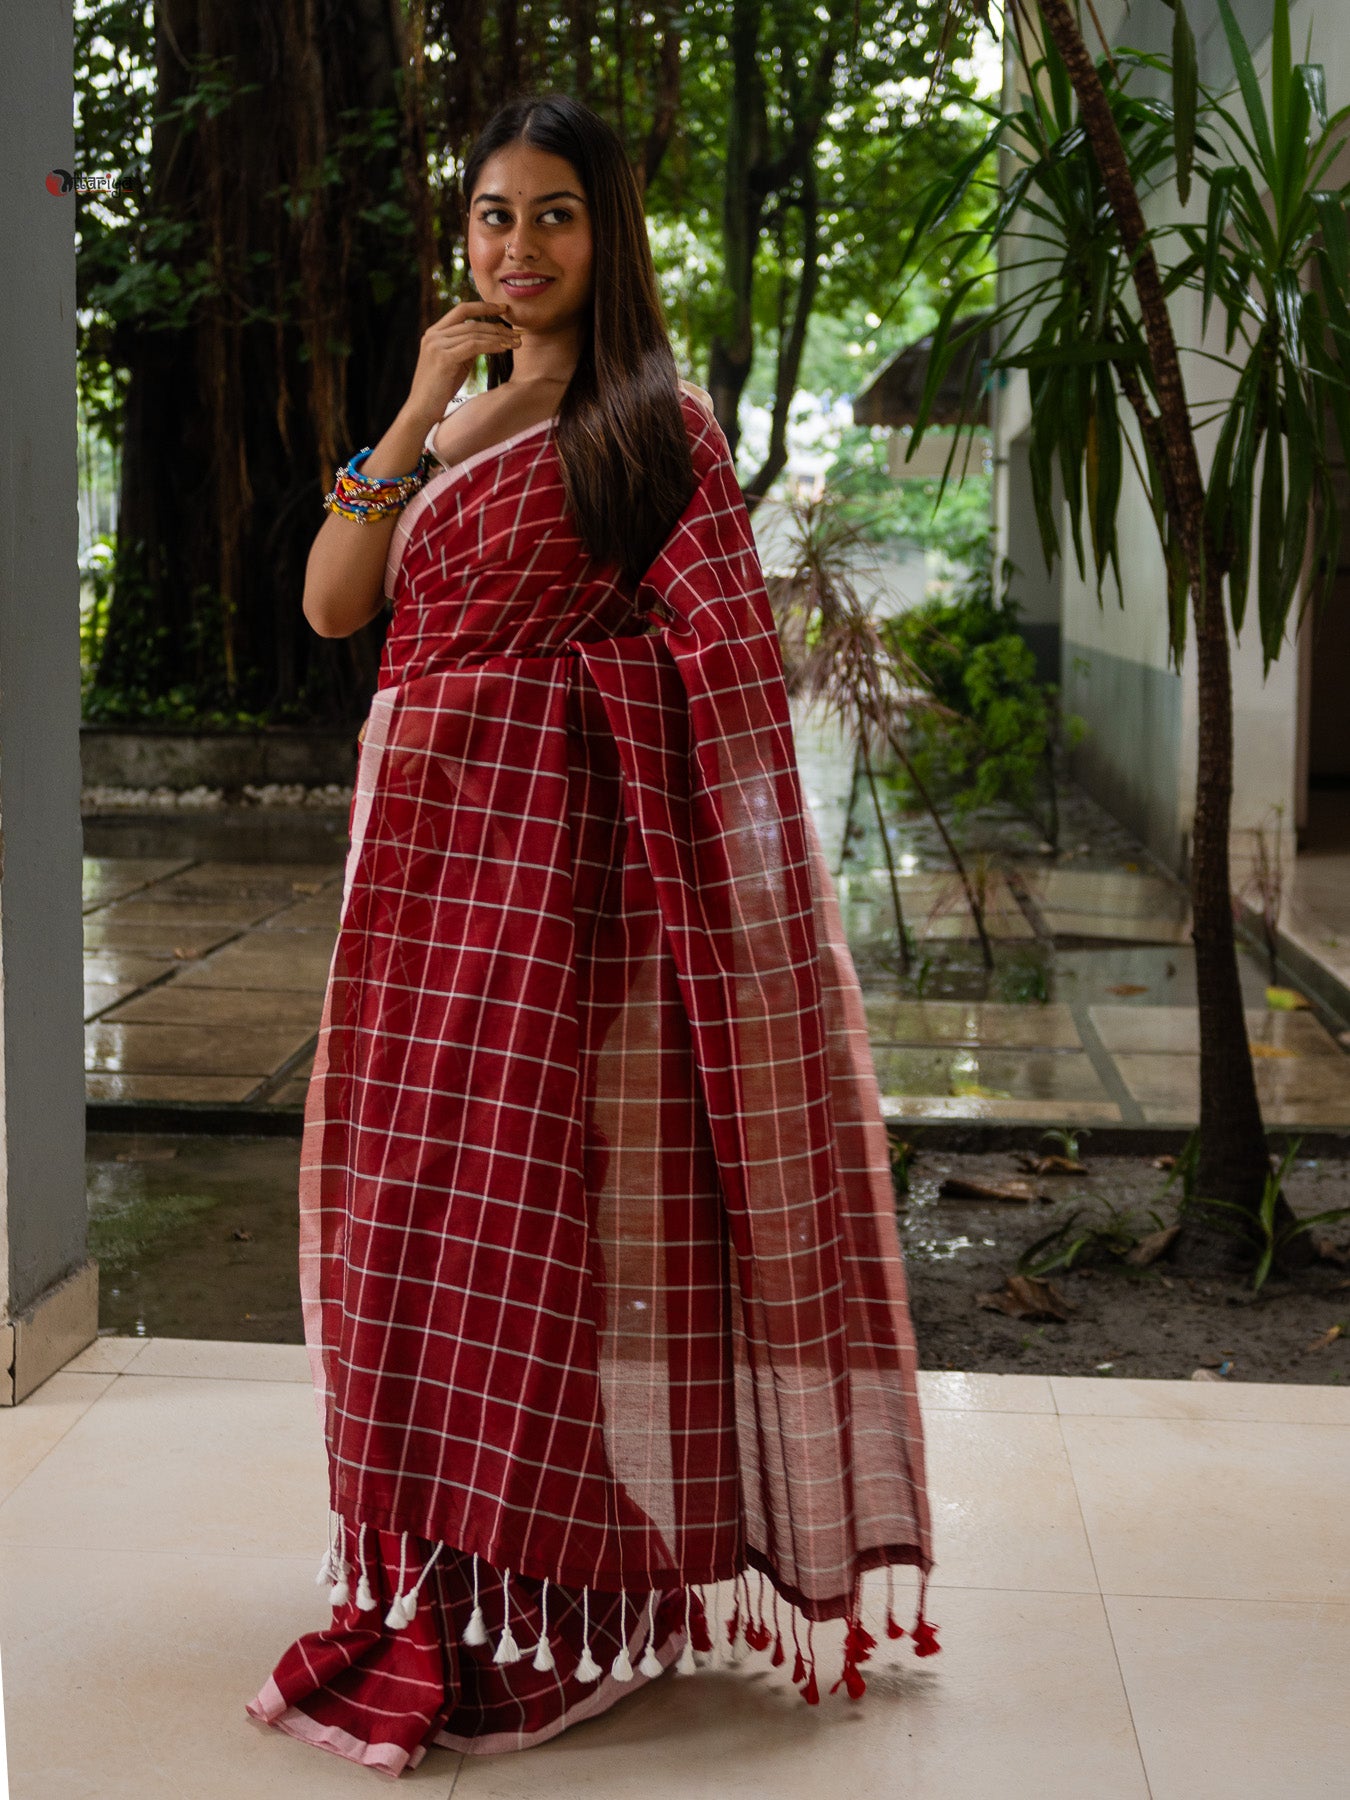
302, 406, 440, 639
302, 302, 522, 639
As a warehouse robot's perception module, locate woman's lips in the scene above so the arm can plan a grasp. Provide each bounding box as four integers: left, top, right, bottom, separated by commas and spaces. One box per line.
499, 274, 556, 293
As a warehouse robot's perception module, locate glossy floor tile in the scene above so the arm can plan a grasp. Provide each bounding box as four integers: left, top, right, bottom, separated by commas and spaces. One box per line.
85, 1020, 315, 1077
0, 1545, 462, 1798
882, 1095, 1122, 1123
1090, 1004, 1343, 1056
1114, 1051, 1350, 1124
1059, 1412, 1350, 1602
1, 1344, 1345, 1798
450, 1586, 1149, 1800
0, 1373, 326, 1557
1104, 1594, 1350, 1800
863, 998, 1082, 1048
873, 1046, 1111, 1104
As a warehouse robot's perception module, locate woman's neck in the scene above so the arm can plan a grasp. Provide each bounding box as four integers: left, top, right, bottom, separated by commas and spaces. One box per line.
508, 318, 584, 388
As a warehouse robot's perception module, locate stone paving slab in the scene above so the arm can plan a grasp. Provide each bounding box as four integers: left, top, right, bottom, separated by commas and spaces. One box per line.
78, 855, 1350, 1128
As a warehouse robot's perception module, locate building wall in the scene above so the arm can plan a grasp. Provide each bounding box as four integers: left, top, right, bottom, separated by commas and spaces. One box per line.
996, 0, 1342, 874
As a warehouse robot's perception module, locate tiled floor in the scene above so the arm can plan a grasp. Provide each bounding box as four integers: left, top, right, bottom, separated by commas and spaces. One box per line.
83, 858, 340, 1106
80, 848, 1350, 1125
75, 725, 1350, 1129
0, 1338, 1345, 1797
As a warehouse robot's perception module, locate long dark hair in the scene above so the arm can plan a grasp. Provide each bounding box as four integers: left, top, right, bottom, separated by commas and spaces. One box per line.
460, 94, 696, 582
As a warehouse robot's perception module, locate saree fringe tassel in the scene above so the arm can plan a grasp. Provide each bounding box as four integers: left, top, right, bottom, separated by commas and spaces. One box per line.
317, 1511, 941, 1704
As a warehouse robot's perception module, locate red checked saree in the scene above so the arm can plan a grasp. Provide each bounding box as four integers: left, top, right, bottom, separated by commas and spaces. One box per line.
246, 392, 939, 1777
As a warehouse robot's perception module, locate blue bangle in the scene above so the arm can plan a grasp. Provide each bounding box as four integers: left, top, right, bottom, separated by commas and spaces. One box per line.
346, 447, 426, 488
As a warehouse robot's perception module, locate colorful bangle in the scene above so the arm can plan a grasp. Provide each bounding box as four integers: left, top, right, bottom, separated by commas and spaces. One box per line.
323, 447, 435, 522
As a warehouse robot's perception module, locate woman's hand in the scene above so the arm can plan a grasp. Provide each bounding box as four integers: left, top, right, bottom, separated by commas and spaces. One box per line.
302, 301, 523, 640
404, 300, 523, 429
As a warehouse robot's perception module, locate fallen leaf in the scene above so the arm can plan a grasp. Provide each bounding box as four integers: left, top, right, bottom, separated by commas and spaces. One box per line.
1338, 1030, 1350, 1049
1159, 1275, 1175, 1289
1152, 1154, 1177, 1171
1016, 1153, 1087, 1176
1310, 1234, 1350, 1266
1248, 1041, 1295, 1059
172, 946, 199, 960
950, 1081, 1012, 1099
1265, 986, 1310, 1011
1124, 1224, 1182, 1266
974, 1274, 1076, 1321
1304, 1324, 1345, 1353
1106, 982, 1149, 996
939, 1176, 1046, 1204
230, 1228, 254, 1242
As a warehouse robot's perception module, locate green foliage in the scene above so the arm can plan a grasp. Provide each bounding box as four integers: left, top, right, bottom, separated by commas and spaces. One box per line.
824, 424, 992, 558
882, 556, 1083, 842
1014, 1193, 1170, 1279
899, 0, 1350, 674
1198, 1138, 1350, 1292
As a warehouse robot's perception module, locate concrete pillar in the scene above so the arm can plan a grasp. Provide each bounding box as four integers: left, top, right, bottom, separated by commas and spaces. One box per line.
0, 0, 97, 1404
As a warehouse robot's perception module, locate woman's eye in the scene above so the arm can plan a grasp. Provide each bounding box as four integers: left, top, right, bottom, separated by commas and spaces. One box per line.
540, 208, 572, 225
479, 208, 510, 226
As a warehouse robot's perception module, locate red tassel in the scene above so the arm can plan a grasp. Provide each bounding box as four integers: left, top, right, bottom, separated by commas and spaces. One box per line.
912, 1617, 941, 1657
726, 1604, 741, 1647
801, 1667, 820, 1705
771, 1630, 786, 1667
844, 1619, 877, 1665
831, 1658, 867, 1700
885, 1611, 907, 1640
745, 1619, 772, 1652
791, 1646, 806, 1685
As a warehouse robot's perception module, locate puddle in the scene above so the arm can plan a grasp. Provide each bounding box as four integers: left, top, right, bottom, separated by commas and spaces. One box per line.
88, 1133, 303, 1340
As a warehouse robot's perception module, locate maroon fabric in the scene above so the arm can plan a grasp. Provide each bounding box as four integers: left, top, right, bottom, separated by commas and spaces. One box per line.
250, 394, 936, 1771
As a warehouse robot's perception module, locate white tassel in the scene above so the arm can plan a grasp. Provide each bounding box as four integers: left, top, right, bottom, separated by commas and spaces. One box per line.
677, 1588, 697, 1674
400, 1540, 442, 1625
354, 1522, 377, 1610
610, 1594, 634, 1681
315, 1511, 337, 1586
638, 1590, 664, 1677
462, 1552, 489, 1646
384, 1531, 413, 1630
532, 1578, 556, 1672
330, 1571, 351, 1608
493, 1569, 522, 1664
575, 1586, 603, 1683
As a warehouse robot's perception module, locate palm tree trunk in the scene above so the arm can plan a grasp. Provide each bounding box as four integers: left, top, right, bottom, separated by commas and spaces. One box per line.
1030, 0, 1271, 1220
1190, 572, 1268, 1212
859, 736, 911, 973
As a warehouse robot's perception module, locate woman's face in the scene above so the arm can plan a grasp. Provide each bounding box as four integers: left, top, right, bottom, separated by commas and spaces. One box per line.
467, 142, 593, 338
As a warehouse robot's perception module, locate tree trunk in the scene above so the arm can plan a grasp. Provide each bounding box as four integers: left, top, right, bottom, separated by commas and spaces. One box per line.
744, 164, 820, 505
1188, 572, 1268, 1214
707, 0, 765, 456
1029, 0, 1272, 1225
99, 0, 426, 725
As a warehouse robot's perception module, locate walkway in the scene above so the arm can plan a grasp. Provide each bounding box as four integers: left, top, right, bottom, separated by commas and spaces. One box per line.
79, 776, 1350, 1133
0, 1340, 1344, 1797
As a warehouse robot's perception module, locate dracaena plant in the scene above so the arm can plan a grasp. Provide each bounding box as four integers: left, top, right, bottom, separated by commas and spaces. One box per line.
902, 0, 1350, 1254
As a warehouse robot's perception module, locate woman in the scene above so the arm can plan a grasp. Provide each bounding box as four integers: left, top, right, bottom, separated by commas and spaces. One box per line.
246, 92, 938, 1779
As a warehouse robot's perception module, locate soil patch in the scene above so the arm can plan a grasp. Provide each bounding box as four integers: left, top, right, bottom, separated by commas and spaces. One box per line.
900, 1149, 1350, 1383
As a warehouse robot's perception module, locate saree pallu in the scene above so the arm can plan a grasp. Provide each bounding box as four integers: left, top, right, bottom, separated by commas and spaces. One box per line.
247, 395, 938, 1777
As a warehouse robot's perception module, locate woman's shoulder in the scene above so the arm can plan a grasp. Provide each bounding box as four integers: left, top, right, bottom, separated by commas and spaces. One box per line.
678, 379, 716, 420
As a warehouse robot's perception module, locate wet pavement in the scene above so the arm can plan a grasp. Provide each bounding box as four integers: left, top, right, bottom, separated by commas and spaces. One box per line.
80, 717, 1350, 1130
